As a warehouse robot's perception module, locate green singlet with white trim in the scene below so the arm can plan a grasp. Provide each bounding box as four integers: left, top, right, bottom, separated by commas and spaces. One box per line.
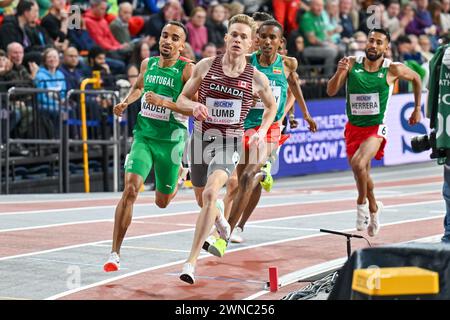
346, 56, 394, 127
244, 52, 288, 130
134, 56, 188, 142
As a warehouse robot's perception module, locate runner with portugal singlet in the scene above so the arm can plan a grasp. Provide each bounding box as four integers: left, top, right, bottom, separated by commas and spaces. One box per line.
103, 21, 195, 272
177, 14, 278, 284
206, 19, 317, 254
327, 28, 422, 237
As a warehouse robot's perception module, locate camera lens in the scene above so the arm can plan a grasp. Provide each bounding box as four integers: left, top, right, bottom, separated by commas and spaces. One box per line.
411, 134, 431, 152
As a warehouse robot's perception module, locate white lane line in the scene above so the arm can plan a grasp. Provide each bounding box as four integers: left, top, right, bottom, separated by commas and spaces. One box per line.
0, 190, 441, 233
243, 233, 444, 300
92, 244, 191, 254
0, 173, 441, 215
44, 214, 444, 300
23, 257, 115, 269
0, 200, 443, 262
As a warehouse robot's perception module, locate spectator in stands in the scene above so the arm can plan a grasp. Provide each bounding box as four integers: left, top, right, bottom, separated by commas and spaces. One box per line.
347, 31, 367, 57
26, 2, 67, 54
292, 34, 308, 65
143, 0, 183, 50
81, 46, 115, 88
300, 0, 339, 76
0, 0, 39, 51
383, 1, 401, 40
406, 0, 437, 36
110, 2, 133, 44
201, 42, 217, 58
429, 0, 446, 36
59, 46, 83, 92
34, 47, 67, 115
441, 0, 450, 33
181, 42, 196, 61
339, 0, 356, 42
84, 0, 131, 55
272, 0, 300, 34
186, 6, 208, 58
418, 34, 434, 60
40, 0, 69, 44
323, 0, 343, 44
0, 48, 30, 154
67, 16, 96, 54
205, 4, 227, 51
4, 42, 38, 82
126, 40, 150, 85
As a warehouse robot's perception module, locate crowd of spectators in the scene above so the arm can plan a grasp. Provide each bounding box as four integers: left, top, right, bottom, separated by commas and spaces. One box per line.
0, 0, 449, 149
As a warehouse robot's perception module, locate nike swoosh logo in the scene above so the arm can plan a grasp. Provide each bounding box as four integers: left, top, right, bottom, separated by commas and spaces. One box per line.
355, 69, 364, 73
166, 184, 172, 188
211, 75, 223, 80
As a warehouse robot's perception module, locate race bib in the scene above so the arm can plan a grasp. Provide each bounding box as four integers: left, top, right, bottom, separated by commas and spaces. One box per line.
140, 94, 172, 121
377, 124, 388, 138
349, 93, 380, 116
205, 97, 242, 124
254, 86, 281, 110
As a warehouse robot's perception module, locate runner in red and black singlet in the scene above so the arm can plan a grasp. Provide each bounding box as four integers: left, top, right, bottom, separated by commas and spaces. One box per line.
195, 54, 254, 137
176, 14, 278, 285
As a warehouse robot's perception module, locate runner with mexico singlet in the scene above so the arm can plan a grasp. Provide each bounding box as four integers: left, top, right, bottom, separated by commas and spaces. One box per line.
176, 14, 278, 285
103, 21, 195, 272
327, 28, 422, 237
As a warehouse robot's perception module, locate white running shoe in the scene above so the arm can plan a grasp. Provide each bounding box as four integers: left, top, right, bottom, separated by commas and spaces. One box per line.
180, 262, 195, 285
103, 252, 120, 272
368, 201, 383, 237
230, 226, 244, 243
215, 199, 231, 240
356, 202, 370, 231
202, 235, 217, 252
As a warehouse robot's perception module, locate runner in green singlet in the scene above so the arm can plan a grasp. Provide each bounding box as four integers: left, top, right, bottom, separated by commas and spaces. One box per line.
103, 21, 195, 272
327, 28, 422, 237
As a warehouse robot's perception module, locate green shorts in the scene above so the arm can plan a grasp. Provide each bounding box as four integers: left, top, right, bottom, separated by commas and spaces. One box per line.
124, 135, 186, 194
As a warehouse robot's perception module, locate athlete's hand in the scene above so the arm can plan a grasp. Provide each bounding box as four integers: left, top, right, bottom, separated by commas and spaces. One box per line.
193, 103, 208, 121
248, 130, 265, 147
409, 108, 421, 125
289, 118, 299, 129
305, 116, 318, 132
337, 57, 350, 73
113, 102, 128, 117
145, 91, 163, 106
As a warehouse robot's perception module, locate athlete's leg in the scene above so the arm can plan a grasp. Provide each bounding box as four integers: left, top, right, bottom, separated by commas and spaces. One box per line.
153, 140, 186, 208
349, 136, 383, 205
111, 172, 143, 255
366, 161, 378, 213
223, 169, 238, 220
186, 170, 229, 266
235, 141, 278, 230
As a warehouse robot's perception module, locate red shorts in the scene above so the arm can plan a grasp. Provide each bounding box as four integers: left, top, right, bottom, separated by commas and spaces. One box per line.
344, 122, 387, 160
244, 122, 281, 150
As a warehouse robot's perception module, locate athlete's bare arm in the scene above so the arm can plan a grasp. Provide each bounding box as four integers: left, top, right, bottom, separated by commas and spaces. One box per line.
176, 57, 215, 120
113, 58, 147, 117
144, 62, 196, 116
326, 56, 356, 97
253, 69, 277, 137
283, 56, 317, 132
388, 62, 422, 125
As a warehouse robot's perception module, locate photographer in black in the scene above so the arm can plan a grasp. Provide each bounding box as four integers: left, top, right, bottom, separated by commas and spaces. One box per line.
412, 38, 450, 243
